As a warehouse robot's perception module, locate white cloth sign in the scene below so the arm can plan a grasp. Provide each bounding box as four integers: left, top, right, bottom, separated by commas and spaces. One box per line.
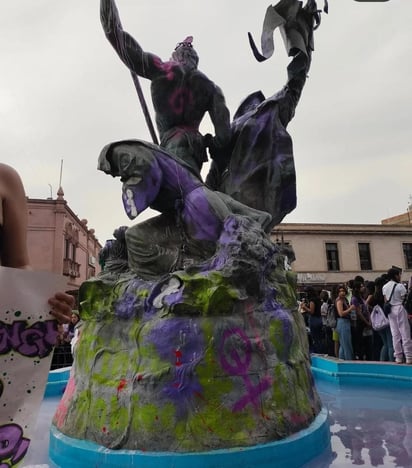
0, 267, 68, 467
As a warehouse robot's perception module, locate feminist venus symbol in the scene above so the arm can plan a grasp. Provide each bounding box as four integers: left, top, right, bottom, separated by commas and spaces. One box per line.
219, 328, 272, 412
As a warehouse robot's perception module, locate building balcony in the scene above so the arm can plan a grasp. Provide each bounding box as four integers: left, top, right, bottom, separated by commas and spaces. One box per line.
63, 259, 81, 278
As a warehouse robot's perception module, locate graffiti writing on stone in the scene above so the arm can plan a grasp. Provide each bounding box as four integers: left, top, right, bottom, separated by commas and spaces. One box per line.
168, 87, 194, 115
219, 328, 272, 413
0, 320, 58, 358
0, 424, 30, 467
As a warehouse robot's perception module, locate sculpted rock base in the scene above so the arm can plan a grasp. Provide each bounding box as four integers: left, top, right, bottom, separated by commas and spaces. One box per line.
53, 216, 321, 452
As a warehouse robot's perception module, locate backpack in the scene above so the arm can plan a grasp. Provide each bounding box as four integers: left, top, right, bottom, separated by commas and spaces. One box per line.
325, 303, 337, 329
403, 289, 412, 314
371, 304, 390, 331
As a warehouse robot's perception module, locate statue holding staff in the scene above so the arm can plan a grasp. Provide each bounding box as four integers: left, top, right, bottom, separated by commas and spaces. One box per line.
51, 0, 329, 458
100, 0, 231, 178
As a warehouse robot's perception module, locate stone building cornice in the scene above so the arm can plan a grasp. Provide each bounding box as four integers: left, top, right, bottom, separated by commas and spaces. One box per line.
275, 223, 412, 236
27, 197, 102, 248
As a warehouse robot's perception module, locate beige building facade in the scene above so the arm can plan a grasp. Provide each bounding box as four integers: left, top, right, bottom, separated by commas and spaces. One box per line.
272, 217, 412, 290
25, 193, 412, 295
27, 188, 102, 292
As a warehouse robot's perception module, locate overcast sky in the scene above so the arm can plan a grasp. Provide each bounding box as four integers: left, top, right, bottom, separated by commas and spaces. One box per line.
1, 0, 411, 244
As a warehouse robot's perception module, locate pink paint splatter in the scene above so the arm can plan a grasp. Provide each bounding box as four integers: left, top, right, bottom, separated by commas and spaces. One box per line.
117, 378, 127, 392
174, 349, 182, 367
54, 375, 76, 428
261, 411, 271, 421
289, 412, 309, 425
116, 378, 127, 399
152, 57, 175, 80
193, 391, 207, 402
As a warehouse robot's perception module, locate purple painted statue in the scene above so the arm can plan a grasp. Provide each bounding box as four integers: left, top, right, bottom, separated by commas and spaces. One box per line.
100, 0, 231, 178
99, 0, 324, 278
98, 140, 271, 279
49, 1, 328, 458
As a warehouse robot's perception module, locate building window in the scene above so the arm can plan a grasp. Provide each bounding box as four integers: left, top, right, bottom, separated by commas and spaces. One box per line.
403, 243, 412, 269
63, 222, 80, 278
65, 238, 71, 259
325, 243, 340, 271
358, 243, 372, 270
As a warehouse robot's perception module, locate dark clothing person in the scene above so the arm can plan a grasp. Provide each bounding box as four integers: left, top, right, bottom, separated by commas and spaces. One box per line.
301, 288, 324, 354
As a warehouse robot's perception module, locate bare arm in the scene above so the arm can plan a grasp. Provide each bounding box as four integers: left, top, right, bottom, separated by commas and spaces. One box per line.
365, 294, 374, 307
336, 298, 354, 318
301, 300, 315, 316
0, 164, 30, 268
100, 0, 163, 79
0, 164, 74, 324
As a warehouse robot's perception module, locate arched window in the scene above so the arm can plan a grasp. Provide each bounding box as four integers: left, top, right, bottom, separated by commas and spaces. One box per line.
63, 222, 80, 277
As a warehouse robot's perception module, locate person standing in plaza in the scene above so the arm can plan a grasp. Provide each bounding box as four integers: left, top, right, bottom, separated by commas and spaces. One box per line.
320, 290, 334, 356
336, 285, 356, 360
351, 280, 373, 360
382, 267, 412, 364
300, 287, 324, 353
367, 276, 394, 361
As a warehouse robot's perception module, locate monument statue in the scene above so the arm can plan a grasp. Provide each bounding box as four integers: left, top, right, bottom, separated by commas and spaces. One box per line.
98, 139, 271, 279
52, 0, 328, 459
100, 0, 231, 178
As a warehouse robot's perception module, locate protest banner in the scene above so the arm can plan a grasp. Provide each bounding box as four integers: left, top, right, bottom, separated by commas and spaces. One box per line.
0, 266, 68, 467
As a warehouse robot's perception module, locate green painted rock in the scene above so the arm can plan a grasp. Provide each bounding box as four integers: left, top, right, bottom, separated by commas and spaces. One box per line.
53, 216, 321, 451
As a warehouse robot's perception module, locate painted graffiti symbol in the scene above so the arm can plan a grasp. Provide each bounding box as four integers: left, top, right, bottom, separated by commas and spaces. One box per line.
174, 349, 183, 367
153, 57, 175, 81
168, 87, 194, 115
219, 328, 272, 413
147, 318, 204, 418
0, 320, 58, 358
0, 424, 30, 467
116, 378, 127, 399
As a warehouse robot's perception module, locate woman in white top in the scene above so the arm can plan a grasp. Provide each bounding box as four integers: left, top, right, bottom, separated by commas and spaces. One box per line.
382, 267, 412, 364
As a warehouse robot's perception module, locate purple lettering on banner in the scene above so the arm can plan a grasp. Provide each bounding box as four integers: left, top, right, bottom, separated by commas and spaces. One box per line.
0, 322, 25, 354
18, 328, 49, 357
0, 320, 58, 358
0, 424, 30, 467
34, 320, 60, 348
219, 328, 272, 413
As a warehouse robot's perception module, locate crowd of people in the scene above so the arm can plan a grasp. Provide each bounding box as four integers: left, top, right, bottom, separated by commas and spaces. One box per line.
299, 267, 412, 363
51, 311, 82, 369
